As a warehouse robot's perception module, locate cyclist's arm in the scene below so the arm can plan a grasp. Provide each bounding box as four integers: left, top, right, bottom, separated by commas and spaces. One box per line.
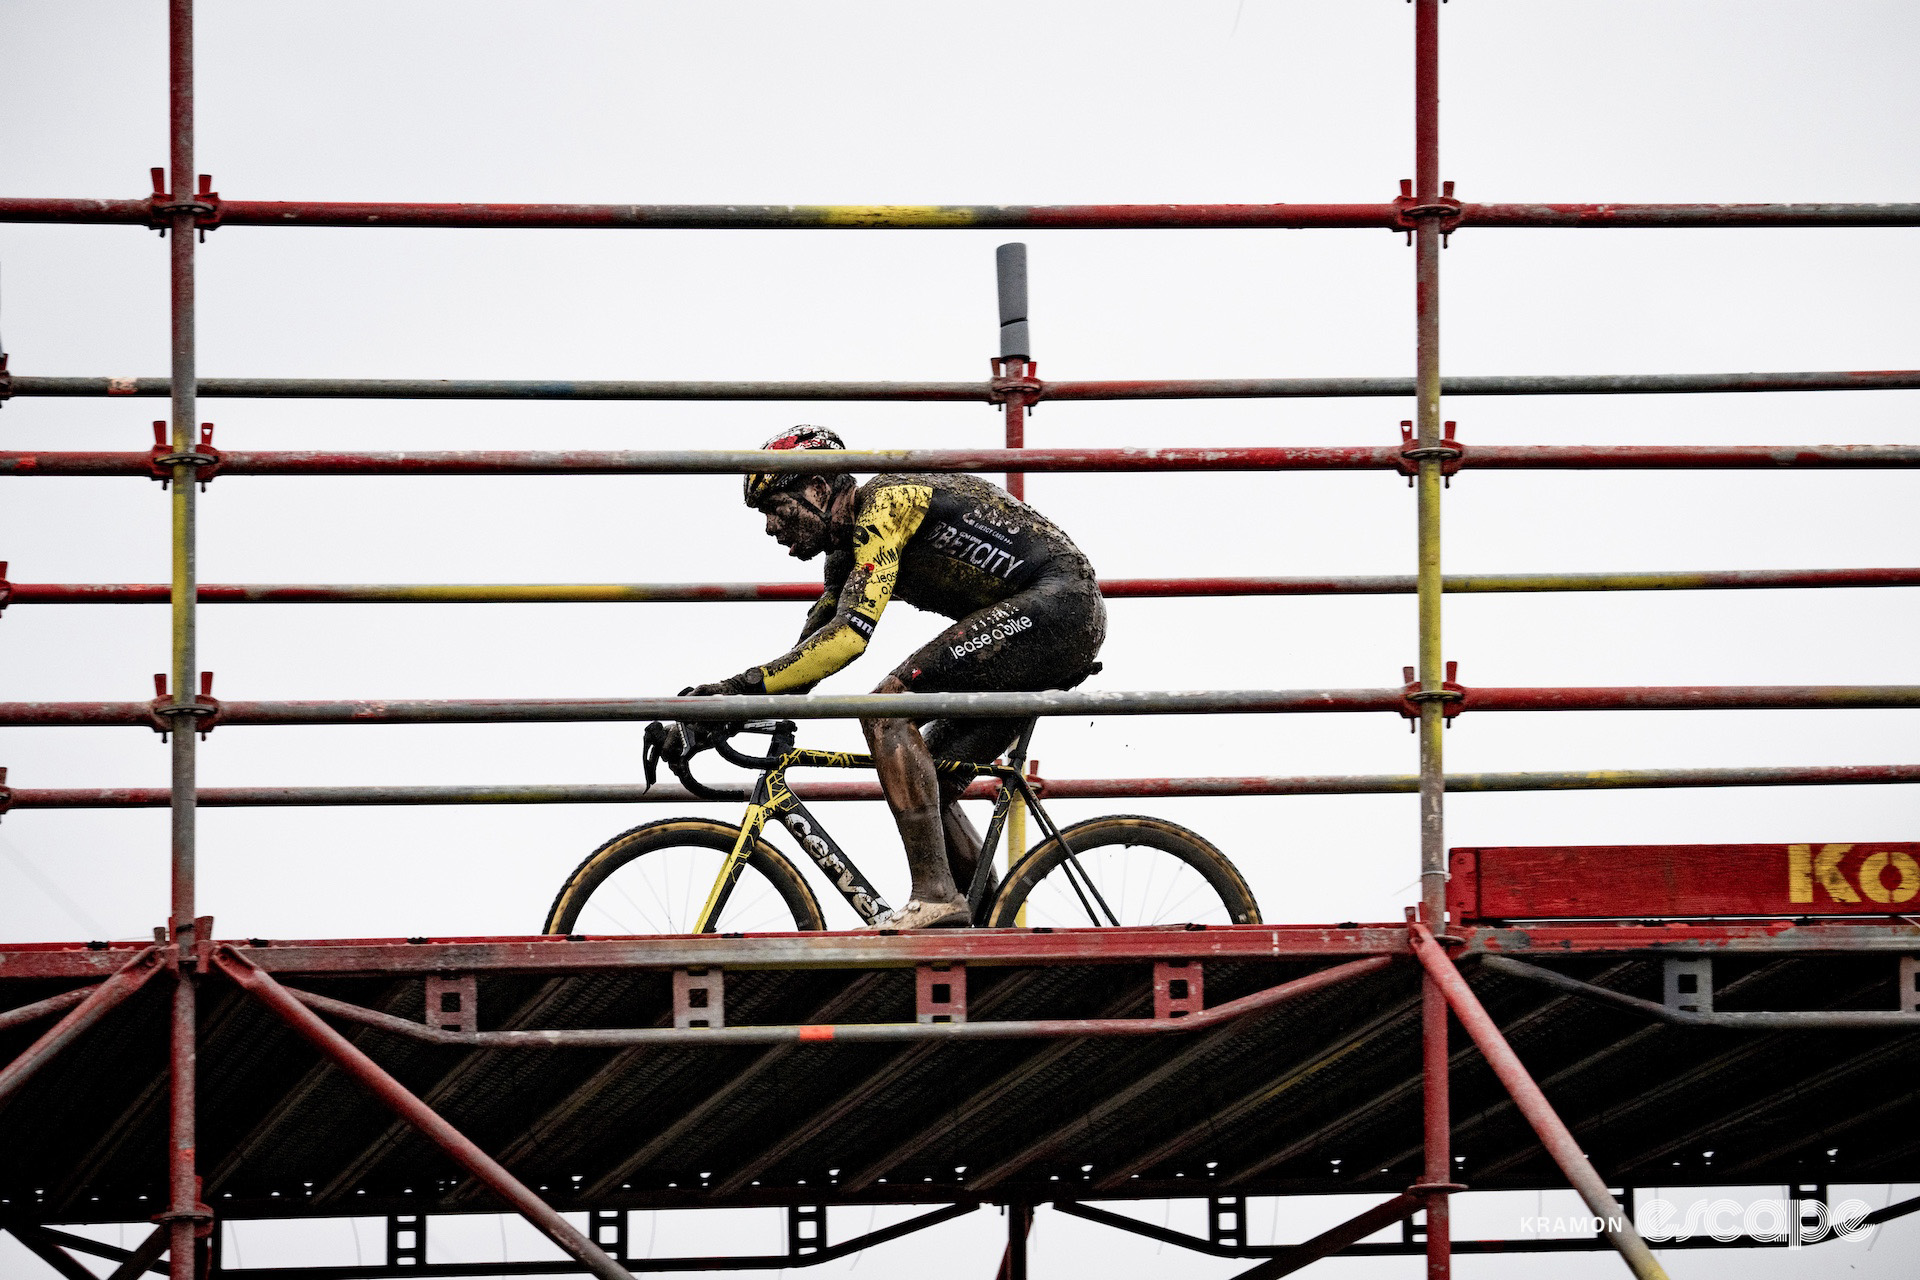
796, 551, 852, 643
746, 483, 931, 694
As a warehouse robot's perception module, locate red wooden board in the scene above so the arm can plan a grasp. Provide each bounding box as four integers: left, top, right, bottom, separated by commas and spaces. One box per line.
1448, 842, 1920, 922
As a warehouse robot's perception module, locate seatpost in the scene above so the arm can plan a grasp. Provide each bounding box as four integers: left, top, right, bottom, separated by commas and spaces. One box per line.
1005, 719, 1038, 773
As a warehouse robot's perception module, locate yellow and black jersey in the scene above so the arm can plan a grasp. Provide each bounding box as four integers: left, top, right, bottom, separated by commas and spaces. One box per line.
754, 473, 1097, 694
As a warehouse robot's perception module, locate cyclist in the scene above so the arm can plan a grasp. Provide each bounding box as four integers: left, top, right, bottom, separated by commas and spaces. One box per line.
672, 426, 1106, 929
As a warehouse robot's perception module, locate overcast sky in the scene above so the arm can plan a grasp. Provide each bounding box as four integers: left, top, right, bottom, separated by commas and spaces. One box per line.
1, 2, 1916, 1276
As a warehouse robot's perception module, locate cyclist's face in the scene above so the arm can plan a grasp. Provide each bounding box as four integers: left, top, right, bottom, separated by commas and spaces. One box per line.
759, 484, 831, 560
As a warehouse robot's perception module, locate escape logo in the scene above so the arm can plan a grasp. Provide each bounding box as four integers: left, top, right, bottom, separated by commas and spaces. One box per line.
1518, 1198, 1875, 1245
1643, 1197, 1875, 1245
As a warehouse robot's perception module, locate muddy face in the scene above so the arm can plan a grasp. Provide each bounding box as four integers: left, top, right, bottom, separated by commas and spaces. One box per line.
757, 480, 836, 560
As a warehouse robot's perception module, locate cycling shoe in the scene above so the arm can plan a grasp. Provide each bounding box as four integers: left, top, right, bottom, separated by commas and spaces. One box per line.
867, 897, 971, 930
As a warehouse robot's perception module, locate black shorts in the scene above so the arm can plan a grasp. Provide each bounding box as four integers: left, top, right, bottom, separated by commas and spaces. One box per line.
884, 576, 1106, 771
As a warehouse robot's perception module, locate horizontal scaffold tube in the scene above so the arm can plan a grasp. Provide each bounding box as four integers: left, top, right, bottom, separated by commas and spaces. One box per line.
1, 686, 1916, 727
272, 954, 1395, 1047
12, 369, 1920, 400
1480, 955, 1920, 1029
8, 567, 1918, 605
4, 198, 1919, 230
4, 444, 1919, 477
9, 765, 1917, 809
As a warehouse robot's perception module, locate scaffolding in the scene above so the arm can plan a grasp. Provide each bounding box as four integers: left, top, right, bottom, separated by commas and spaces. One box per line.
0, 3, 1917, 1279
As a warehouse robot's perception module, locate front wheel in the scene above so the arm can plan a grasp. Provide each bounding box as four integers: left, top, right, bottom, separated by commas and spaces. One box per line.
544, 818, 826, 935
985, 815, 1260, 929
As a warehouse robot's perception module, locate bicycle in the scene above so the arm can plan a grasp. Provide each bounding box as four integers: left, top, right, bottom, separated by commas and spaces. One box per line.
543, 719, 1261, 935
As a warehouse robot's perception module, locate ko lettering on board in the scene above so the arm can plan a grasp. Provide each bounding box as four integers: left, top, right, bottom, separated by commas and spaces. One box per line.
1449, 842, 1920, 921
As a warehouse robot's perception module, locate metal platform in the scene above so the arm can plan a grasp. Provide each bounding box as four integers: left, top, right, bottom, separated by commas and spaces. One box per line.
5, 923, 1916, 1233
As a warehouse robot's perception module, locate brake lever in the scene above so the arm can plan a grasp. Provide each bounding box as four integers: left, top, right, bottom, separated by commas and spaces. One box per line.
642, 721, 669, 791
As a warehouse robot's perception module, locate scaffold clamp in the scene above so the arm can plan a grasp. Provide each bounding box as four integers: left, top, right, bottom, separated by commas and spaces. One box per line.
1393, 178, 1463, 243
149, 420, 223, 488
0, 352, 11, 404
0, 561, 12, 620
146, 168, 223, 239
1399, 661, 1466, 725
151, 1176, 216, 1238
149, 671, 222, 739
0, 767, 13, 821
1397, 420, 1463, 486
1408, 1181, 1469, 1196
989, 357, 1042, 412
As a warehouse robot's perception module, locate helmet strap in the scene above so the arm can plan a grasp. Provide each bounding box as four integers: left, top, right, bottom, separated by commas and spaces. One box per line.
788, 479, 832, 526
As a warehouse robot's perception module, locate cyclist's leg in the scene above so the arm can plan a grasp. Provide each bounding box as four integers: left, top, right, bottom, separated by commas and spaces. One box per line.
923, 716, 1023, 897
859, 676, 968, 923
895, 577, 1108, 897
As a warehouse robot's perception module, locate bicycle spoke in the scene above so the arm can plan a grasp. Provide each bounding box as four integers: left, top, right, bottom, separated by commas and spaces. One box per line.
1060, 853, 1122, 927
582, 846, 798, 935
1014, 840, 1239, 929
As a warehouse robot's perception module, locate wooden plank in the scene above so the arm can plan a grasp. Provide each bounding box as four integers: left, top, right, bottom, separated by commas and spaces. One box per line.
1449, 842, 1920, 921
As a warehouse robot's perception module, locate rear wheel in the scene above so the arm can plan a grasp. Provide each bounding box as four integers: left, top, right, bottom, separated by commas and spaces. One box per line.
985, 815, 1259, 929
544, 818, 826, 935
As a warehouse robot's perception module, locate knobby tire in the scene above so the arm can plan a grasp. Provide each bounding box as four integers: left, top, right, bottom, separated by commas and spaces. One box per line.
544, 817, 826, 935
985, 814, 1260, 928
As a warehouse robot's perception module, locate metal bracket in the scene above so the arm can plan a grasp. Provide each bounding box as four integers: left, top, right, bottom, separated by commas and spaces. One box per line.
191, 914, 215, 974
1392, 178, 1464, 241
0, 352, 11, 404
1399, 661, 1466, 725
673, 967, 725, 1029
0, 561, 12, 619
1208, 1196, 1246, 1250
1153, 959, 1204, 1019
385, 1214, 425, 1266
148, 672, 222, 740
149, 420, 223, 487
916, 962, 967, 1024
787, 1204, 826, 1258
424, 974, 477, 1033
1663, 956, 1714, 1014
1396, 419, 1464, 485
589, 1209, 628, 1260
989, 357, 1042, 410
0, 767, 11, 821
146, 168, 223, 238
1900, 957, 1920, 1013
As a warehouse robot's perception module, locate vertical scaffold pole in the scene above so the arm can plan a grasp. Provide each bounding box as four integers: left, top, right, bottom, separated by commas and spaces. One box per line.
1005, 1203, 1032, 1280
1411, 3, 1452, 1277
165, 1, 205, 1276
995, 242, 1032, 500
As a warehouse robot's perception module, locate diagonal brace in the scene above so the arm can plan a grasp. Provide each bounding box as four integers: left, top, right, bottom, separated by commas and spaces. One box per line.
1409, 924, 1670, 1280
1229, 1192, 1422, 1280
0, 946, 160, 1109
5, 1226, 102, 1280
210, 947, 634, 1280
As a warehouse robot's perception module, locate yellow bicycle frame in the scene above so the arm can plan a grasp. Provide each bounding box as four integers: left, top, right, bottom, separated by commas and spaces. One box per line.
692, 746, 1033, 933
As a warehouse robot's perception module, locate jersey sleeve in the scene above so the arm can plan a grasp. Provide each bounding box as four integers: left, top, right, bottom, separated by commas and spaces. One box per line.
796, 550, 852, 643
754, 483, 932, 694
